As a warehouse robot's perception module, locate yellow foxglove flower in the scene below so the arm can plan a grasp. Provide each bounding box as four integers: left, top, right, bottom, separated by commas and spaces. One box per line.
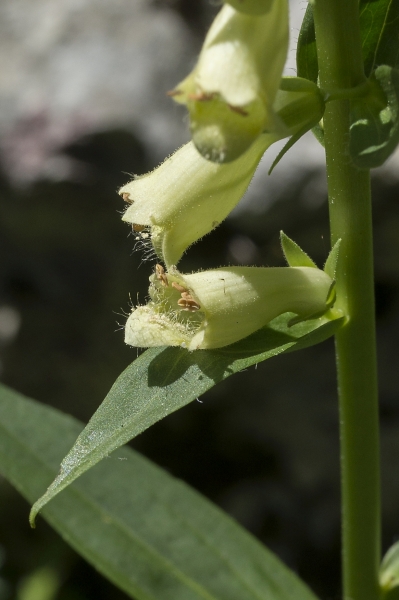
170, 1, 289, 162
125, 264, 334, 351
120, 133, 278, 267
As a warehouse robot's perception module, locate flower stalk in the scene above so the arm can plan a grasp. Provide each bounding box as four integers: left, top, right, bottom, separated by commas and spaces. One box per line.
313, 1, 381, 598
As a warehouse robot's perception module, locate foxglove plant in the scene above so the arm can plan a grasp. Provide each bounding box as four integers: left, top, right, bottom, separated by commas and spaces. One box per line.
1, 1, 399, 600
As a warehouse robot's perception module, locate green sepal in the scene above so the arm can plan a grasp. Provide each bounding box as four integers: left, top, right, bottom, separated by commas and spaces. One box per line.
324, 239, 341, 279
280, 231, 317, 268
380, 541, 399, 597
349, 66, 399, 168
269, 78, 325, 171
288, 281, 337, 327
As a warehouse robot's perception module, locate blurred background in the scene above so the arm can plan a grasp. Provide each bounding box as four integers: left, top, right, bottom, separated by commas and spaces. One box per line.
1, 1, 399, 598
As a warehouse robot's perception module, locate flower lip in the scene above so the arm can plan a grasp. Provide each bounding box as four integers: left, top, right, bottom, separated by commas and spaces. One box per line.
119, 136, 275, 267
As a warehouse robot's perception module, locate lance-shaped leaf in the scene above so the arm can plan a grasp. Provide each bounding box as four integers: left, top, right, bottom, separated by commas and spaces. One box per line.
170, 1, 289, 162
29, 309, 345, 527
0, 384, 320, 600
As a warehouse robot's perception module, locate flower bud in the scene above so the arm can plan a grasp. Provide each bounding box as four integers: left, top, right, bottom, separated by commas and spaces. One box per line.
125, 265, 334, 351
170, 1, 289, 162
120, 134, 277, 267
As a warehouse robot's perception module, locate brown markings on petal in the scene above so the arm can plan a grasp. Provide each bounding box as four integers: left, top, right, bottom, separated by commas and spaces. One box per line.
188, 92, 216, 102
227, 104, 248, 116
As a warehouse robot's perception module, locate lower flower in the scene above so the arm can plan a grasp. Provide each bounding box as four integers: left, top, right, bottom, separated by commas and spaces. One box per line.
125, 265, 334, 350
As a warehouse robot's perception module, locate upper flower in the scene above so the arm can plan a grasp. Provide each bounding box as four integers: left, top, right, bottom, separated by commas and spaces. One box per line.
169, 1, 289, 162
125, 264, 334, 351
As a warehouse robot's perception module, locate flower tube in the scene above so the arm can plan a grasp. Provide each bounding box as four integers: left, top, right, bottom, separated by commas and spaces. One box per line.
120, 133, 278, 267
170, 1, 289, 162
125, 265, 334, 351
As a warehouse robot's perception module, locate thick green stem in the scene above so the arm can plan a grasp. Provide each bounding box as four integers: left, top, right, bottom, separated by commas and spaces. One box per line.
313, 1, 381, 599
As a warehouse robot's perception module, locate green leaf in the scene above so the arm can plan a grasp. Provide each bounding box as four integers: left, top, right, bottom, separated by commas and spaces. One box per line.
30, 312, 345, 524
360, 0, 399, 77
349, 66, 399, 168
297, 0, 399, 82
0, 385, 320, 600
280, 231, 317, 268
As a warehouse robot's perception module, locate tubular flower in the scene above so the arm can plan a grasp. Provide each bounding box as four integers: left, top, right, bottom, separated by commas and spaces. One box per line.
125, 265, 334, 351
119, 133, 278, 268
169, 1, 289, 162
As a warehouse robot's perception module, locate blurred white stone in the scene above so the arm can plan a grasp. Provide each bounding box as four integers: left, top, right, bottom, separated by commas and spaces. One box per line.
1, 0, 398, 197
0, 0, 196, 184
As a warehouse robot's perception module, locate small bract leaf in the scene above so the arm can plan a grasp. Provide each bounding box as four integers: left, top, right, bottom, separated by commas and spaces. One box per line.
280, 231, 317, 268
324, 239, 341, 279
29, 311, 344, 526
268, 78, 325, 170
349, 66, 399, 168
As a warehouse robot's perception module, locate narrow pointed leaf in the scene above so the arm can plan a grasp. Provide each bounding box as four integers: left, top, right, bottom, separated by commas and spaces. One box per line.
280, 231, 317, 268
0, 385, 320, 600
324, 239, 341, 279
30, 312, 344, 523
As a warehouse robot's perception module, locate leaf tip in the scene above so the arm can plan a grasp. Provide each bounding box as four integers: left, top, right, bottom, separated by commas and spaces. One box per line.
29, 504, 39, 528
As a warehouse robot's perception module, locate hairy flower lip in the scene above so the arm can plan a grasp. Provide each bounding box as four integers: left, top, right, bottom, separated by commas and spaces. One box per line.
119, 135, 276, 267
125, 265, 334, 351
